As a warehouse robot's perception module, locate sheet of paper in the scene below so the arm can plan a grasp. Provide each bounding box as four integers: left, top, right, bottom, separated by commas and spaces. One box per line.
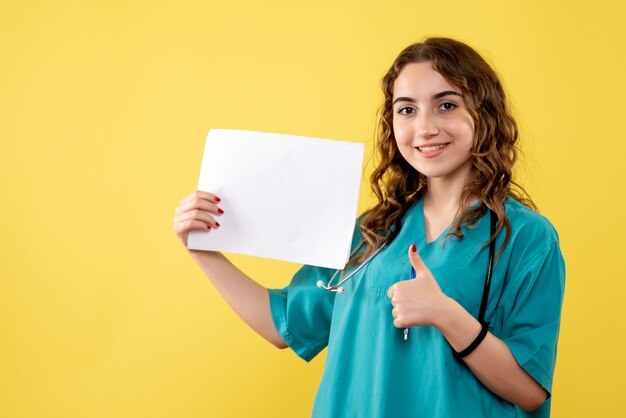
187, 129, 365, 269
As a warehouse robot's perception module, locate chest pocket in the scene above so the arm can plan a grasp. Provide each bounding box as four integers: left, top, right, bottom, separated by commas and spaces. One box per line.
364, 249, 408, 293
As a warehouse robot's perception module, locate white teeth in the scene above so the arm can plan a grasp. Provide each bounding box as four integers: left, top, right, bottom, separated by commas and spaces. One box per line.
418, 144, 447, 152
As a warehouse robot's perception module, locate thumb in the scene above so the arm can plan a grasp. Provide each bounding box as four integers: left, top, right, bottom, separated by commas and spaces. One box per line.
408, 243, 427, 273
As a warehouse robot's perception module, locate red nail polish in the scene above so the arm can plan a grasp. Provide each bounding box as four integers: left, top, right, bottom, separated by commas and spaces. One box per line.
214, 196, 221, 202
207, 225, 211, 230
215, 222, 220, 227
411, 244, 417, 253
217, 208, 224, 214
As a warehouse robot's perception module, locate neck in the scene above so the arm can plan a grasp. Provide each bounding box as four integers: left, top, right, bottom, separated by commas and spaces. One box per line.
424, 179, 466, 209
424, 180, 462, 212
423, 163, 473, 212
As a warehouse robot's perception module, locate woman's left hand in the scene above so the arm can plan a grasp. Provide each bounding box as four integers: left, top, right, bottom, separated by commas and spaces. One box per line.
387, 244, 451, 329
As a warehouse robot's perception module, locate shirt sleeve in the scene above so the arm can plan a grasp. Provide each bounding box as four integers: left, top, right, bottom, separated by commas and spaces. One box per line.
268, 222, 364, 362
268, 264, 337, 362
499, 232, 566, 396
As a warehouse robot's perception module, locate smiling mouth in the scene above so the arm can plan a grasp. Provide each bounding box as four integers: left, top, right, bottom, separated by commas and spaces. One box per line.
417, 144, 448, 152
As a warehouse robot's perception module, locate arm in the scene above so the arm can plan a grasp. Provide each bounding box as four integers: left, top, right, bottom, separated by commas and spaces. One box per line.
174, 191, 287, 349
436, 298, 547, 411
388, 244, 549, 412
188, 250, 287, 349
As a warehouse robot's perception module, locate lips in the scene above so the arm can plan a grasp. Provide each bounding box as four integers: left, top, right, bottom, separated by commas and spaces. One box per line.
415, 142, 450, 158
417, 144, 448, 152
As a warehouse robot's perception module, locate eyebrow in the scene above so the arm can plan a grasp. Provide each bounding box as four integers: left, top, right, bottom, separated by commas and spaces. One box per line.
392, 90, 462, 105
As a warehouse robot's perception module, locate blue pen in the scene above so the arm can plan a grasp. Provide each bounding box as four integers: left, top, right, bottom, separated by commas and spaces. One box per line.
404, 266, 416, 341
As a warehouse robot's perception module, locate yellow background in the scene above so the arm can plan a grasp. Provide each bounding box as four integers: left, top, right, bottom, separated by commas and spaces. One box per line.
1, 1, 624, 417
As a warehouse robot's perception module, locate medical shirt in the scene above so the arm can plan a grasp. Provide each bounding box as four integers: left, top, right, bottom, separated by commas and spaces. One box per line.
269, 197, 565, 417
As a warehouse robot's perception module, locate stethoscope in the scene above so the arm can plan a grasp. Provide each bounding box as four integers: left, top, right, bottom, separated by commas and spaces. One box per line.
316, 211, 497, 327
316, 242, 388, 294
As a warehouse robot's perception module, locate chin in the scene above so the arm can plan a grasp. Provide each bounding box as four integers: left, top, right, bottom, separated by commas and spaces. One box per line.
413, 167, 449, 179
413, 160, 472, 181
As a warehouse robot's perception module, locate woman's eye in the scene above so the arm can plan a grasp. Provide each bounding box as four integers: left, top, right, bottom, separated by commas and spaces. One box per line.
439, 102, 457, 111
398, 107, 415, 115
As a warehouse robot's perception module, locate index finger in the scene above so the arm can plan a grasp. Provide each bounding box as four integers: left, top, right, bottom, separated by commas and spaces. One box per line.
180, 190, 221, 205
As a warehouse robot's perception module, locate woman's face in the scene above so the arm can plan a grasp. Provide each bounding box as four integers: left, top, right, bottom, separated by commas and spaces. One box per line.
392, 62, 475, 184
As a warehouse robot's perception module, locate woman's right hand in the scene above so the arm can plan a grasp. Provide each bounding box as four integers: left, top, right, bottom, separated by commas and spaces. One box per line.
173, 190, 224, 247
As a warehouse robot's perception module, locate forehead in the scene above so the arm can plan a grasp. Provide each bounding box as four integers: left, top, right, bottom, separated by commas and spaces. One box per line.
392, 62, 460, 99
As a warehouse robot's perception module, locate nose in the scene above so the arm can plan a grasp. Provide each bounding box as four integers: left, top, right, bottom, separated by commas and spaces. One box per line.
415, 112, 440, 139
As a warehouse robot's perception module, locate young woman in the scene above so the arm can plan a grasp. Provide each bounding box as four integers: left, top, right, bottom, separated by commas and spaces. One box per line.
173, 37, 565, 418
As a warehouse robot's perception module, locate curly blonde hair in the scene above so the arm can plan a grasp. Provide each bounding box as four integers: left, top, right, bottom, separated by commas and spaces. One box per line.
349, 37, 535, 267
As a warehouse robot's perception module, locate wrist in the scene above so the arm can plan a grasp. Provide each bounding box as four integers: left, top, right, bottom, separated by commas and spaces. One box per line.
434, 296, 482, 353
432, 294, 458, 331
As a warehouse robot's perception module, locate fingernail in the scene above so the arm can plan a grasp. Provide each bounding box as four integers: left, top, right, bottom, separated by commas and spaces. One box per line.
215, 222, 220, 227
214, 196, 221, 202
207, 225, 211, 230
411, 244, 416, 253
217, 208, 224, 214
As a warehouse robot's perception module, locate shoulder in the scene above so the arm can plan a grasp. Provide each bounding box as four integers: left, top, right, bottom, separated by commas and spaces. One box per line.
500, 198, 566, 300
504, 196, 560, 248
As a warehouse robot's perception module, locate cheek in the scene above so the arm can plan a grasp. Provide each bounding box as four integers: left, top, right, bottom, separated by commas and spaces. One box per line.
392, 121, 411, 145
450, 118, 475, 147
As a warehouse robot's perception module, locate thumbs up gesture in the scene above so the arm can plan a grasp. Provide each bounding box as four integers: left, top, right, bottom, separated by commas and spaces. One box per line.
387, 244, 451, 329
